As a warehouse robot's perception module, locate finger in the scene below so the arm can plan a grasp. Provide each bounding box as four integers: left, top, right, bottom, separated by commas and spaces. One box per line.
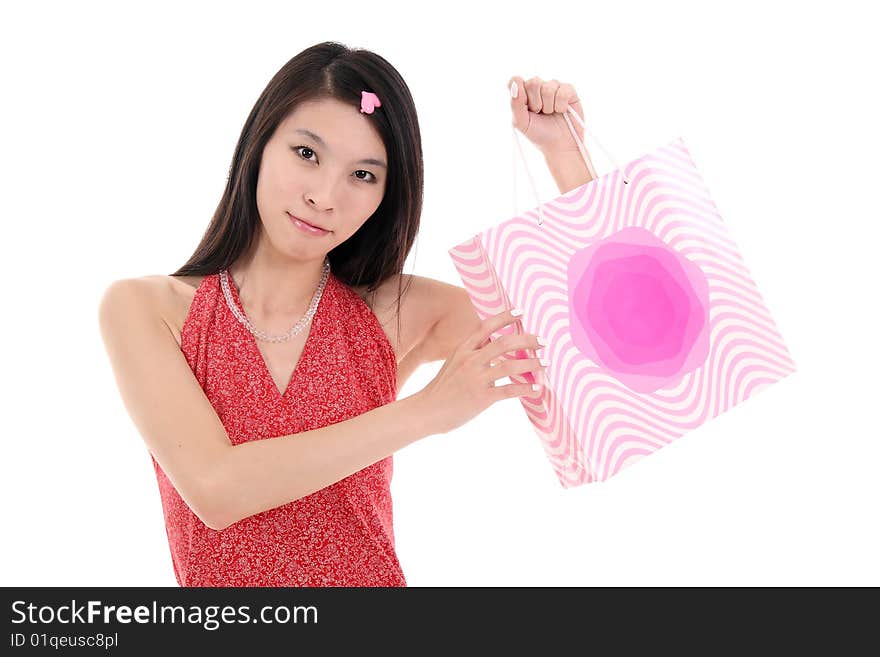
555, 83, 580, 116
495, 380, 542, 400
483, 331, 542, 364
541, 79, 561, 114
524, 76, 544, 113
491, 356, 544, 381
507, 75, 529, 133
467, 308, 523, 352
555, 82, 585, 142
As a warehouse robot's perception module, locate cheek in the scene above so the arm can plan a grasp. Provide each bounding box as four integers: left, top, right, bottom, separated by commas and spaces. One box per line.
273, 171, 300, 195
256, 168, 287, 204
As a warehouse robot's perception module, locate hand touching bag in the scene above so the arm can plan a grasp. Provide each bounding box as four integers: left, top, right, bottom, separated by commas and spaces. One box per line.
416, 309, 547, 436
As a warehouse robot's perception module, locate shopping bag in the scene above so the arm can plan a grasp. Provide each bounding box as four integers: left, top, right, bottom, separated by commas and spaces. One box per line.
448, 107, 796, 487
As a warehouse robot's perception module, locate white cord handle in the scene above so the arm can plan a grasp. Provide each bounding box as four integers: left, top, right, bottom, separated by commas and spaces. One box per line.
512, 104, 630, 226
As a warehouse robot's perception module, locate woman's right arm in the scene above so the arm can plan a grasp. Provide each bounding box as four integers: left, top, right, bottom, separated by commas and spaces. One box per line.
98, 279, 542, 532
97, 278, 437, 531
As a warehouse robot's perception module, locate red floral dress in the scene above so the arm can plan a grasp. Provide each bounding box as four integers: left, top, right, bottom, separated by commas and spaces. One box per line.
150, 270, 406, 586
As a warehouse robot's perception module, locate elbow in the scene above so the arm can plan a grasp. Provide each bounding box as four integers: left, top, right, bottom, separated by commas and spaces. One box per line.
204, 516, 230, 532
200, 491, 231, 532
201, 504, 227, 531
197, 470, 233, 532
195, 444, 240, 531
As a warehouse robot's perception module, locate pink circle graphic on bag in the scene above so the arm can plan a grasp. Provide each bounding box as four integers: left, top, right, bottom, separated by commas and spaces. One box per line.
568, 226, 710, 393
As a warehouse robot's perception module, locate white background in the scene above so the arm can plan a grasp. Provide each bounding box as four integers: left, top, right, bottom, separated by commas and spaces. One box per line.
2, 0, 877, 586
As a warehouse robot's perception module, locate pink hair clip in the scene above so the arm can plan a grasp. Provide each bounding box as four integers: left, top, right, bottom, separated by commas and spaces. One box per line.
360, 91, 381, 114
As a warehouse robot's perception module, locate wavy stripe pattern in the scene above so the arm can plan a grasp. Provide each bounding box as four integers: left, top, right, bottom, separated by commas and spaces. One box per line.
448, 137, 796, 487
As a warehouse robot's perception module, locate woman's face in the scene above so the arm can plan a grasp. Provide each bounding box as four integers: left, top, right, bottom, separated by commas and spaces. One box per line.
255, 97, 388, 257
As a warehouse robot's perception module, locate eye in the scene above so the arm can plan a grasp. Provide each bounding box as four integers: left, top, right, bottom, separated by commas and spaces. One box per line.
292, 145, 378, 184
293, 145, 317, 162
354, 170, 378, 183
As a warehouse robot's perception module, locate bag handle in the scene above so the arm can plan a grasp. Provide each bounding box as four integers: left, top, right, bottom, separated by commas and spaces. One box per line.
512, 105, 630, 226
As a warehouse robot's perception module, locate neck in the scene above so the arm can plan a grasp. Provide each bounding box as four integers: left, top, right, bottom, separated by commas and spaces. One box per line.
227, 246, 328, 320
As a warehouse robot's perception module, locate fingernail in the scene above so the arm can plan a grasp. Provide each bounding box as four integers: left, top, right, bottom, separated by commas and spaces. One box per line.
510, 81, 518, 99
511, 307, 523, 317
531, 383, 542, 391
539, 358, 550, 367
537, 337, 546, 347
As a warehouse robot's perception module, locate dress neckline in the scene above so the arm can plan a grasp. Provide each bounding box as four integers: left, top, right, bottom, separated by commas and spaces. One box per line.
220, 270, 333, 401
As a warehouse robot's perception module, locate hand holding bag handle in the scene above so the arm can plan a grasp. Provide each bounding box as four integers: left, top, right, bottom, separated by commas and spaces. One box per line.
512, 102, 630, 226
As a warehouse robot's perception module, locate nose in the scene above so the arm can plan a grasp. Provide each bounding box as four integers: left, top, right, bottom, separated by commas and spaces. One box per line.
305, 182, 335, 213
307, 196, 324, 209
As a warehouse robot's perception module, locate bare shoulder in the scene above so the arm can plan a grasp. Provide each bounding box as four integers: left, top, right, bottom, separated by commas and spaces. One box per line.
385, 274, 480, 365
368, 273, 468, 318
155, 274, 207, 347
353, 272, 420, 310
351, 272, 465, 363
100, 274, 206, 348
352, 272, 439, 329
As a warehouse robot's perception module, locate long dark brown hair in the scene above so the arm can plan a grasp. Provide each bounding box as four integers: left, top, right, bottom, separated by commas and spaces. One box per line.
169, 41, 423, 350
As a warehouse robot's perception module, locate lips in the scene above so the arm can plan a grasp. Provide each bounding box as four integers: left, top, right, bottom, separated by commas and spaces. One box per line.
287, 212, 329, 232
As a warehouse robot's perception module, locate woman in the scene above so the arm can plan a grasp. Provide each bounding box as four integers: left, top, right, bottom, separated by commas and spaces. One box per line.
98, 41, 592, 587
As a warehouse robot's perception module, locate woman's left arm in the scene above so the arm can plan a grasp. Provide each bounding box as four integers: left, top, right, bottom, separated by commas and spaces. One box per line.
508, 74, 595, 195
420, 76, 595, 364
544, 150, 594, 195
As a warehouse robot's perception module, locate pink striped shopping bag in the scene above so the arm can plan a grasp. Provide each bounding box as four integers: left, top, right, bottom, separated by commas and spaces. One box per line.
448, 108, 796, 487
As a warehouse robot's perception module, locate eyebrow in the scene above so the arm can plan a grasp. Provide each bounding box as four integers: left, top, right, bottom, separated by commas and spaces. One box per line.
294, 129, 387, 169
